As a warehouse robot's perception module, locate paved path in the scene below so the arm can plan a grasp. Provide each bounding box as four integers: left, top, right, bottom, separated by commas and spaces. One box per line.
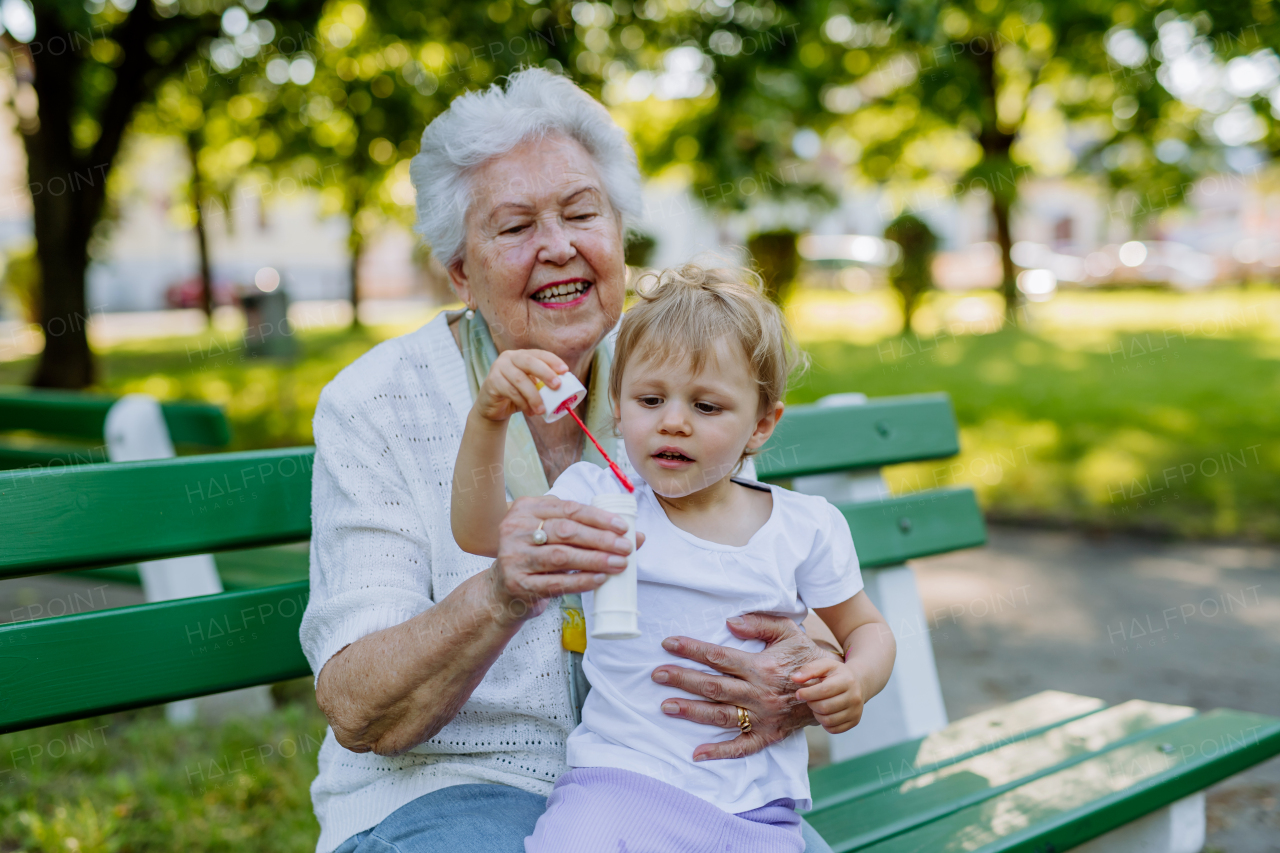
6, 527, 1278, 850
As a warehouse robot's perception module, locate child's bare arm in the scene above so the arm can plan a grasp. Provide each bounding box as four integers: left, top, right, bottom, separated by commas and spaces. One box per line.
790, 591, 896, 734
450, 349, 568, 557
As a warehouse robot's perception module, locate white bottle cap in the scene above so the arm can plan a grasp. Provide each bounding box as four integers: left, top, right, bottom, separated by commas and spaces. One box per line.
591, 493, 637, 515
536, 372, 587, 423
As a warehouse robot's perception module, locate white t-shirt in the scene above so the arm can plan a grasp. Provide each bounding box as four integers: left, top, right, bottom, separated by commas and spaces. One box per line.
547, 461, 864, 814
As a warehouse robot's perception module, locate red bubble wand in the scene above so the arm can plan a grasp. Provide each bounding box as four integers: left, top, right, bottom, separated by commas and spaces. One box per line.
558, 400, 635, 493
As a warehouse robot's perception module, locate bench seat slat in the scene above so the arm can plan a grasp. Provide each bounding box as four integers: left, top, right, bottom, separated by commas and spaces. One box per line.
807, 700, 1197, 850
840, 488, 987, 568
808, 691, 1107, 811
836, 709, 1280, 853
757, 394, 960, 479
0, 448, 314, 578
71, 545, 312, 591
0, 582, 312, 734
0, 388, 230, 446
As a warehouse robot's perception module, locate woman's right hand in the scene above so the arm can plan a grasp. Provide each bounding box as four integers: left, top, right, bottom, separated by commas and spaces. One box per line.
487, 495, 642, 623
475, 349, 569, 423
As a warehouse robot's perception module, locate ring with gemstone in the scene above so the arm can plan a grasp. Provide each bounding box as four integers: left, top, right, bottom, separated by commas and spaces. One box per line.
531, 520, 548, 546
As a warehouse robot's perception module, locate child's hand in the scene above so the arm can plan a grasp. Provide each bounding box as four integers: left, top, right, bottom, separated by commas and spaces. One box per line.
791, 656, 865, 735
474, 349, 570, 423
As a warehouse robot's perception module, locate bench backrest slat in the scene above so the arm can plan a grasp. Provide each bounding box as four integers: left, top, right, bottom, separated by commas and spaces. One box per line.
841, 489, 986, 568
0, 445, 983, 578
0, 445, 112, 470
0, 448, 313, 578
0, 582, 311, 734
0, 388, 231, 446
756, 393, 959, 480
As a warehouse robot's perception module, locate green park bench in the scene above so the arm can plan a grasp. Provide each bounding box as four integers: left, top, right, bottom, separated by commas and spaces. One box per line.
0, 386, 230, 469
1, 392, 1275, 851
0, 386, 308, 590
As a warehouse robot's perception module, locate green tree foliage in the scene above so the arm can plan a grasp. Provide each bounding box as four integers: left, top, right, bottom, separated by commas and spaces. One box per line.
746, 229, 801, 305
13, 0, 1279, 386
814, 0, 1279, 319
0, 242, 41, 324
883, 212, 936, 333
7, 0, 325, 387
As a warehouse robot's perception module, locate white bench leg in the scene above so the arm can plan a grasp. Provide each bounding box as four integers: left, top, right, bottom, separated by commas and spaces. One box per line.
1071, 793, 1206, 853
106, 395, 274, 724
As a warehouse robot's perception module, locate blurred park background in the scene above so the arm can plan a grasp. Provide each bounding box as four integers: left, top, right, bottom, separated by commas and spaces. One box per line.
1, 0, 1279, 849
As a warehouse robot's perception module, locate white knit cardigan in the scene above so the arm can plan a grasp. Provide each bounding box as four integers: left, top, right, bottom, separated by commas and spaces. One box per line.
299, 311, 577, 853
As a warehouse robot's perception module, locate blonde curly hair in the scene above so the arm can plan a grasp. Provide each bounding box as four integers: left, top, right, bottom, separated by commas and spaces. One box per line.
610, 261, 807, 421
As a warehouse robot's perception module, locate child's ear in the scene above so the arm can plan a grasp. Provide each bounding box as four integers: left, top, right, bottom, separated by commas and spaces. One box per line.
745, 401, 785, 452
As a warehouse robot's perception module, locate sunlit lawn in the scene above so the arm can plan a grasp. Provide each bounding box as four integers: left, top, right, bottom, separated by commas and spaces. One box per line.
0, 686, 325, 852
788, 287, 1280, 540
2, 287, 1278, 539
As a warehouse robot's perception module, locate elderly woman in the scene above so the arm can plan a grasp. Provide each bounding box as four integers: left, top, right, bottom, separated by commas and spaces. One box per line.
300, 68, 846, 853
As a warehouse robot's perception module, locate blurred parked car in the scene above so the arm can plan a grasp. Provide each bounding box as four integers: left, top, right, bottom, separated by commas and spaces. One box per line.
164, 276, 237, 309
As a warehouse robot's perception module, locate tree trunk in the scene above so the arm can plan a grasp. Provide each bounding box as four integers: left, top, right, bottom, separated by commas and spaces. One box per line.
991, 193, 1018, 325
901, 291, 918, 335
23, 5, 200, 387
349, 226, 363, 329
970, 38, 1020, 327
21, 20, 96, 388
186, 132, 213, 324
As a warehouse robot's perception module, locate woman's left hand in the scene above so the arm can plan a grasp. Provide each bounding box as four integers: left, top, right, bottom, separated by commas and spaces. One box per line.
651, 613, 842, 761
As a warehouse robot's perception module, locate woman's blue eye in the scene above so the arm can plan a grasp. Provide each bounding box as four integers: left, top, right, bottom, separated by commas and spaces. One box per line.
501, 224, 528, 235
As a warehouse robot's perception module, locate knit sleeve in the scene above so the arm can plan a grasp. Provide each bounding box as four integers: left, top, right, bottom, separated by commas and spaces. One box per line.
299, 384, 435, 684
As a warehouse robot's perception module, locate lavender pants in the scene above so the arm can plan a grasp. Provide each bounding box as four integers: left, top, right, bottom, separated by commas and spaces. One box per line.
524, 767, 805, 853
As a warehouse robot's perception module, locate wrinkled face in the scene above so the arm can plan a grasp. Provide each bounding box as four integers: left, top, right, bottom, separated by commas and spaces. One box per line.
616, 337, 779, 499
449, 133, 627, 371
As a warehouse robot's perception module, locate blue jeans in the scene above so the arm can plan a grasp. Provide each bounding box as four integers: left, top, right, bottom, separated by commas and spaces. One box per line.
332, 782, 834, 853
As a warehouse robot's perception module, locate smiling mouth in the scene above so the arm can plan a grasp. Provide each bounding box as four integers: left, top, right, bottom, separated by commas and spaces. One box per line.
653, 450, 693, 462
531, 280, 592, 304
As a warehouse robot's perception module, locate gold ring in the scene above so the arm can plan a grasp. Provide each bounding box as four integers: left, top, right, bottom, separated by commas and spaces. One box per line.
531, 520, 548, 546
736, 705, 752, 735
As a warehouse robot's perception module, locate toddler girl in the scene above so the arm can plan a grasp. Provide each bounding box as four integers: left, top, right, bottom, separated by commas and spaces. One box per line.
451, 263, 895, 852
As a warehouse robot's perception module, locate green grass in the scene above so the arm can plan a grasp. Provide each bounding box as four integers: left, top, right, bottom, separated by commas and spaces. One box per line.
786, 288, 1280, 540
0, 323, 403, 450
2, 289, 1277, 539
0, 685, 326, 852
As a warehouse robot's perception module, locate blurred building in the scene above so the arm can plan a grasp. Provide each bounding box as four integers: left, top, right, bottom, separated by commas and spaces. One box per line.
1, 84, 1277, 321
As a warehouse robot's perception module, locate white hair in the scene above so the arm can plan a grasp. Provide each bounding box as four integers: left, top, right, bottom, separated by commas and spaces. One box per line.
410, 67, 644, 268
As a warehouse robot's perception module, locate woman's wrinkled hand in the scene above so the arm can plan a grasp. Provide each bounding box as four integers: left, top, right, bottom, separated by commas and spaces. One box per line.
650, 613, 840, 761
487, 495, 643, 623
